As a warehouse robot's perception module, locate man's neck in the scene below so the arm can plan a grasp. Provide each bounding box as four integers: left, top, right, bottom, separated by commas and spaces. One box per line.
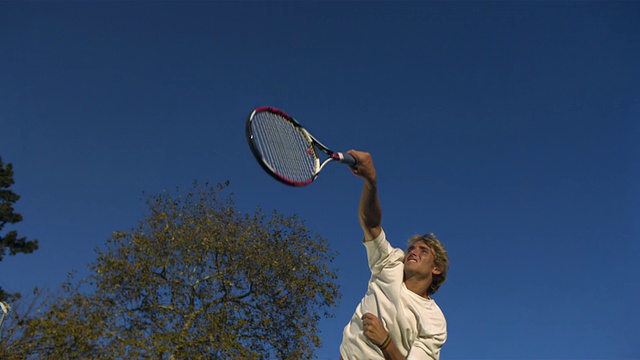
404, 276, 432, 300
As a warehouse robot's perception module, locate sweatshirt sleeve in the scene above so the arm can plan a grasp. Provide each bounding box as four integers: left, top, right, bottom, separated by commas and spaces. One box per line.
363, 229, 405, 275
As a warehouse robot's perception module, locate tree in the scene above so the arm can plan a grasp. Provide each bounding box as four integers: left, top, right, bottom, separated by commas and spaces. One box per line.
0, 158, 39, 301
6, 181, 340, 359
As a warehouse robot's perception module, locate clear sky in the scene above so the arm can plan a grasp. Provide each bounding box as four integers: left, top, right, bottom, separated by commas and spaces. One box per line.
1, 2, 638, 359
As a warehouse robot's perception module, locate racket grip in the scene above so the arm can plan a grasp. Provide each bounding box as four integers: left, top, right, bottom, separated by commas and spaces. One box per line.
339, 153, 357, 167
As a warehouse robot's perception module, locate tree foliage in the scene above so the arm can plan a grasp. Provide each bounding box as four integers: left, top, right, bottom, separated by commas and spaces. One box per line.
0, 157, 39, 301
3, 181, 340, 359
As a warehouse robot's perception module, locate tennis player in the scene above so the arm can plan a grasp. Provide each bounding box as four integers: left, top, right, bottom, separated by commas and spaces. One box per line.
339, 150, 449, 360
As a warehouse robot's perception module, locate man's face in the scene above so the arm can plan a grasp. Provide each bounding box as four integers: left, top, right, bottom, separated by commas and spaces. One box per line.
404, 240, 441, 278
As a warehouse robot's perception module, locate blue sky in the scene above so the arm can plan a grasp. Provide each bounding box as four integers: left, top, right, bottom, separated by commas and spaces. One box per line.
1, 2, 638, 359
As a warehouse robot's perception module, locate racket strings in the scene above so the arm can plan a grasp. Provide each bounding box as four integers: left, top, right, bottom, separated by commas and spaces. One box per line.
251, 112, 318, 184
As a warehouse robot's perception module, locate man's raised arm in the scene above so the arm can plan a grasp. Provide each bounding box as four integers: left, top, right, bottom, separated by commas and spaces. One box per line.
347, 150, 382, 241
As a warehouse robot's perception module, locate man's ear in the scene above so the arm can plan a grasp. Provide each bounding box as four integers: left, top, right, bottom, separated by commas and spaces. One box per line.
432, 267, 442, 275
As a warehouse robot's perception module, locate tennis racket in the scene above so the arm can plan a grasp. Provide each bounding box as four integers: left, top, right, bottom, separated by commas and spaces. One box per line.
246, 106, 356, 186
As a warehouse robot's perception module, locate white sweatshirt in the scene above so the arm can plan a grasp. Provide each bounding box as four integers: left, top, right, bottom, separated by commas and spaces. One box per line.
340, 229, 447, 360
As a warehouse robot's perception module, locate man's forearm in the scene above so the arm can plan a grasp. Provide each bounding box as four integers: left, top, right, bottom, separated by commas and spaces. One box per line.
382, 338, 405, 360
347, 150, 382, 241
360, 179, 382, 241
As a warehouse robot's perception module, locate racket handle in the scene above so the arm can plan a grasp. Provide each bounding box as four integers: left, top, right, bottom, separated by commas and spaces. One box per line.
336, 152, 357, 167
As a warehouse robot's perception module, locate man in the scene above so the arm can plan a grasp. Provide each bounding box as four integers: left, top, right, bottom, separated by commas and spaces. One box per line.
340, 150, 449, 360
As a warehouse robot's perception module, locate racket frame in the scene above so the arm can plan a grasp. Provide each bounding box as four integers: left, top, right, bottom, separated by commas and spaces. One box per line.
246, 106, 353, 186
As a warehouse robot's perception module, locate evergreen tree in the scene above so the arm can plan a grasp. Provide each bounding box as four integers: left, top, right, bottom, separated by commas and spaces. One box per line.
0, 158, 39, 301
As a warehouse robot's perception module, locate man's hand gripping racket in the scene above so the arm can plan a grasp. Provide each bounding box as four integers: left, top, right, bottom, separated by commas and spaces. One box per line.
245, 106, 357, 186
